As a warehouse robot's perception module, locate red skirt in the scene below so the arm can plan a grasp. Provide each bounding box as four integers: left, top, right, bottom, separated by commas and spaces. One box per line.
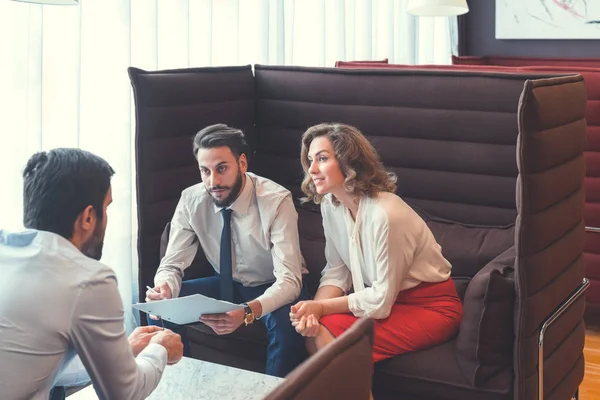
320, 279, 463, 363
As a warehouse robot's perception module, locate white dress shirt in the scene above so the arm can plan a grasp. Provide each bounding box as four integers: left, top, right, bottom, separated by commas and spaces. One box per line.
0, 230, 167, 400
155, 172, 306, 316
319, 192, 452, 319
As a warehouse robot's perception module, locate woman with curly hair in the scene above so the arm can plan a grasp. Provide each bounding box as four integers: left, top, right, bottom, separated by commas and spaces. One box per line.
290, 123, 463, 364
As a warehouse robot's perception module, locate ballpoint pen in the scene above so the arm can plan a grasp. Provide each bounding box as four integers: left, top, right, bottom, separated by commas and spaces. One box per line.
146, 285, 165, 330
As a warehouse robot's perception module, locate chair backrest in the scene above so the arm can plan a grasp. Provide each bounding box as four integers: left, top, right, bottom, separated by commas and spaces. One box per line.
128, 65, 255, 298
264, 317, 375, 400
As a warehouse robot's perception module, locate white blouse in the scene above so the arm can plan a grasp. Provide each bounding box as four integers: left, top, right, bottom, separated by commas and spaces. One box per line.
319, 192, 451, 319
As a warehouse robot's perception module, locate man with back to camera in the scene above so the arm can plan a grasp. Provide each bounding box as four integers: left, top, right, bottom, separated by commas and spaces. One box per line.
146, 124, 308, 377
0, 148, 183, 400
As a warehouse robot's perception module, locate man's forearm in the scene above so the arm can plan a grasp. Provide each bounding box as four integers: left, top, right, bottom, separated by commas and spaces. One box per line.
255, 273, 301, 316
155, 220, 199, 299
72, 277, 168, 400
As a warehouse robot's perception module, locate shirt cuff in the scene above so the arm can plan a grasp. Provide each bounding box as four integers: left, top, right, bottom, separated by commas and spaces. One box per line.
347, 292, 365, 318
137, 343, 168, 366
134, 343, 168, 395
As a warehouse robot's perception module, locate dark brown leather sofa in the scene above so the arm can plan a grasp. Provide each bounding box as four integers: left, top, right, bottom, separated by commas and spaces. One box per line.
128, 65, 589, 400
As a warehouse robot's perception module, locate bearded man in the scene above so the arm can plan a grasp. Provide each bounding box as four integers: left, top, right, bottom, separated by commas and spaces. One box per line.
145, 124, 309, 377
0, 148, 183, 400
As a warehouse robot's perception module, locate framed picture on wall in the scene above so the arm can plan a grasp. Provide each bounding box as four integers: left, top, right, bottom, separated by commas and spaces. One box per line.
496, 0, 600, 39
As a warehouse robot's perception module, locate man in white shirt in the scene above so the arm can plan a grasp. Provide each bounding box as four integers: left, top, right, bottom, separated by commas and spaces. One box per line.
146, 124, 308, 377
0, 148, 183, 400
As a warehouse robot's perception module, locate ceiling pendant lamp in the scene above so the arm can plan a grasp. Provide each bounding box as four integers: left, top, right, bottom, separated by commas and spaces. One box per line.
407, 0, 469, 17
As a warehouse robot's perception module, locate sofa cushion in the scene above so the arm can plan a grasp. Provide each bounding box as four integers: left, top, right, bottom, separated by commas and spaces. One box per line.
409, 204, 515, 278
427, 219, 515, 278
373, 339, 512, 400
455, 247, 516, 387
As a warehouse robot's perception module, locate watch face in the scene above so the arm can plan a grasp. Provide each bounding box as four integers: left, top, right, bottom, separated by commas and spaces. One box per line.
244, 313, 255, 325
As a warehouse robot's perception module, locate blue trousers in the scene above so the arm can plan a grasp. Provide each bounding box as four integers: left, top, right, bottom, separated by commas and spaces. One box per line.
149, 276, 308, 378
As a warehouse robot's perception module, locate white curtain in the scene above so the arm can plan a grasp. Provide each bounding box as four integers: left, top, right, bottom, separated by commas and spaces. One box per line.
0, 0, 457, 333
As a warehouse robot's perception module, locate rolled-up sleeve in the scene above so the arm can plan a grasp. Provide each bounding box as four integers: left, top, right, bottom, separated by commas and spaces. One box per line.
256, 195, 303, 316
155, 194, 200, 298
69, 269, 167, 399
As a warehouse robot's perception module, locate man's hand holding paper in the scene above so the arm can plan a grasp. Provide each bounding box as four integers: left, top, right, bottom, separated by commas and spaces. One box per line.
145, 282, 172, 301
200, 308, 246, 335
134, 293, 244, 325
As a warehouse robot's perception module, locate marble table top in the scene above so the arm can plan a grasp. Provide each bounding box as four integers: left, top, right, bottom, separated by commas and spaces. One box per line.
67, 357, 284, 400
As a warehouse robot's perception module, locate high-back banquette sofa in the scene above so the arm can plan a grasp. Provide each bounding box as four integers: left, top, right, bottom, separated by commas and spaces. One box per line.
128, 65, 589, 400
454, 56, 600, 326
338, 57, 600, 325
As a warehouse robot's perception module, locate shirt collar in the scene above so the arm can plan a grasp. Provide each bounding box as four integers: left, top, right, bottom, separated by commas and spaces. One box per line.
212, 173, 254, 216
0, 229, 39, 247
0, 229, 81, 254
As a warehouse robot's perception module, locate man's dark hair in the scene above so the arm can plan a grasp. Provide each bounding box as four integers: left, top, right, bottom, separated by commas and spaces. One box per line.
192, 124, 249, 159
22, 148, 115, 239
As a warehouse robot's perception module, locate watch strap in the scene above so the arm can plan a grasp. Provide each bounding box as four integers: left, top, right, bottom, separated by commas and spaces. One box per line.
242, 303, 255, 326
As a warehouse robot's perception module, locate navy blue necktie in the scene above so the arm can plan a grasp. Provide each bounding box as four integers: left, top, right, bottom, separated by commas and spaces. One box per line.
219, 208, 234, 302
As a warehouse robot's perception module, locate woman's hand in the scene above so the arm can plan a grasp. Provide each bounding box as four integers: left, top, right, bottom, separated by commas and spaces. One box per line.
290, 300, 324, 321
290, 300, 324, 337
292, 314, 321, 337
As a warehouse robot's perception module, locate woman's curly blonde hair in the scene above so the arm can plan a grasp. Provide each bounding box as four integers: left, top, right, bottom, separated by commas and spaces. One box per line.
300, 123, 397, 206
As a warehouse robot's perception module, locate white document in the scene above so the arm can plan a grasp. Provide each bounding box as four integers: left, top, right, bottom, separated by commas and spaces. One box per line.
133, 294, 243, 325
